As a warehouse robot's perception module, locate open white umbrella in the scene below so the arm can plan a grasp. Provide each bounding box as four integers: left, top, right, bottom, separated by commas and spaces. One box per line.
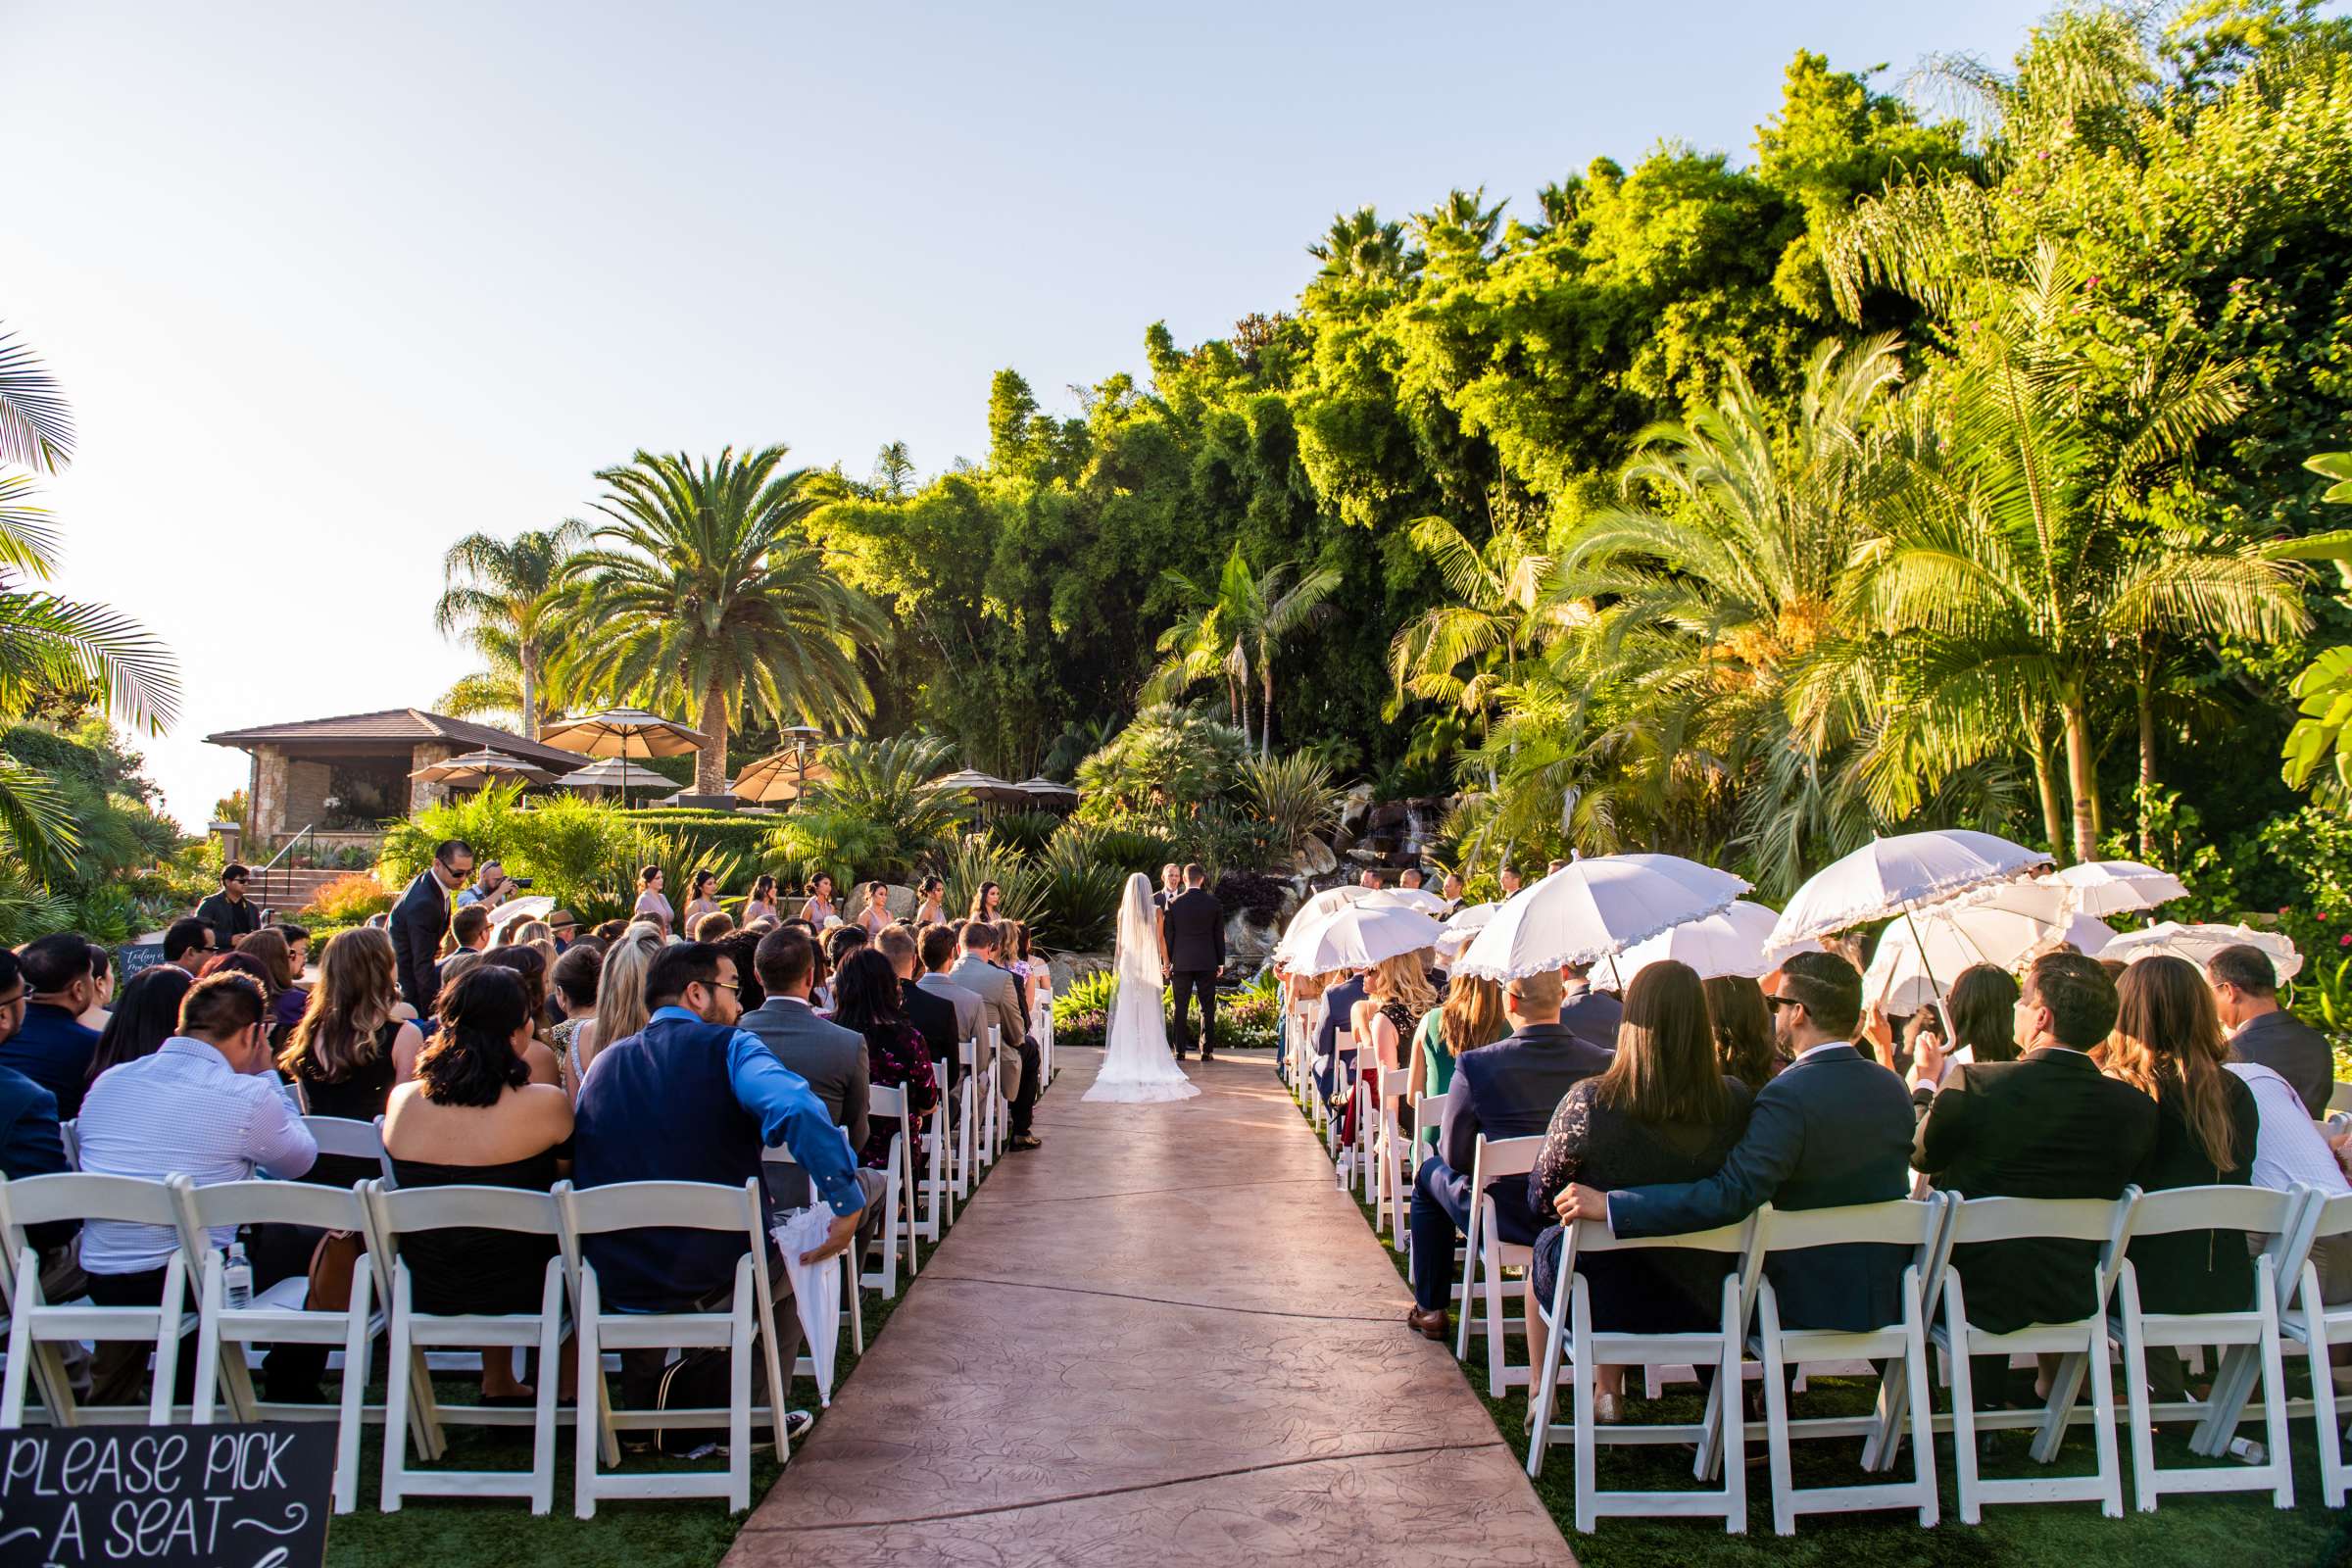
1273, 885, 1378, 967
1289, 901, 1445, 975
1363, 887, 1448, 916
1863, 884, 2116, 1012
554, 756, 673, 798
1617, 902, 1824, 987
1771, 830, 2050, 950
1452, 854, 1749, 985
487, 895, 558, 933
1433, 901, 1498, 961
2047, 859, 2191, 920
2100, 921, 2303, 984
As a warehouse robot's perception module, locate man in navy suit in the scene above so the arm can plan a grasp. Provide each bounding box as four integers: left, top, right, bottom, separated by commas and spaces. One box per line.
1559, 961, 1624, 1052
1559, 949, 1915, 1333
1314, 969, 1368, 1108
1405, 970, 1612, 1339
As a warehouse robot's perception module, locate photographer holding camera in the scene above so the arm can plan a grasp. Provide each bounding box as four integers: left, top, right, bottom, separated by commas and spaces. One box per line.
454, 859, 520, 910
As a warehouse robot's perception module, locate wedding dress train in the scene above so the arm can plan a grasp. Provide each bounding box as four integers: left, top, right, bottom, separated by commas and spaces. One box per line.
1084, 872, 1200, 1104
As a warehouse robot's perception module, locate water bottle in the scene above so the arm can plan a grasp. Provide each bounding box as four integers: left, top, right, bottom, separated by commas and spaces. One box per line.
2228, 1437, 2266, 1465
223, 1242, 253, 1310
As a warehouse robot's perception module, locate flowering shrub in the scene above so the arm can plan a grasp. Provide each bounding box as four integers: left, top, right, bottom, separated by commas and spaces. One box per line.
304, 872, 392, 926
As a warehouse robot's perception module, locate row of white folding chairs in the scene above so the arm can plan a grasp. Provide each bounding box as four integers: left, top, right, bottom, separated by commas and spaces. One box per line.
0, 1168, 808, 1516
1522, 1176, 2343, 1535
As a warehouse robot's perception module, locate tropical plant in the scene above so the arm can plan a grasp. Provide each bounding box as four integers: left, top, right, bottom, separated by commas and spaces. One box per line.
988, 809, 1060, 858
552, 447, 887, 793
805, 734, 966, 861
1145, 547, 1341, 754
304, 872, 394, 926
939, 840, 1046, 933
632, 826, 751, 919
765, 805, 901, 895
2281, 452, 2352, 801
1073, 706, 1249, 828
1238, 752, 1345, 858
1032, 827, 1122, 951
1387, 504, 1558, 743
433, 520, 589, 738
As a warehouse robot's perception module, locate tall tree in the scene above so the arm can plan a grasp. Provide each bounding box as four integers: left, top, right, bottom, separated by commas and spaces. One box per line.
432, 520, 588, 739
1145, 547, 1339, 754
554, 447, 885, 794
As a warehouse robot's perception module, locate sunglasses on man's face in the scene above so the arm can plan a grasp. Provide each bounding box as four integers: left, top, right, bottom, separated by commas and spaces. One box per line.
1764, 993, 1804, 1012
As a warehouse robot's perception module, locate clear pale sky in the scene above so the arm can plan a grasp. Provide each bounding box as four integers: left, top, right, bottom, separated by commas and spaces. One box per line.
1, 1, 2053, 825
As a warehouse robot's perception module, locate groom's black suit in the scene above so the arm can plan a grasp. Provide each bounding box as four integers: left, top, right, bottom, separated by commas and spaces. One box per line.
1162, 884, 1225, 1059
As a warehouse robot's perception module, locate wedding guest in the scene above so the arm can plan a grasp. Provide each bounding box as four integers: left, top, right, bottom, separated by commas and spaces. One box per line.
856, 880, 895, 937
831, 948, 939, 1168
1528, 961, 1753, 1416
917, 923, 983, 1085
2208, 943, 2333, 1117
391, 839, 470, 1008
85, 963, 193, 1086
1440, 872, 1465, 912
693, 909, 736, 944
382, 965, 574, 1402
547, 910, 579, 952
76, 972, 317, 1404
1, 932, 105, 1117
1563, 951, 1916, 1338
632, 864, 673, 931
448, 903, 492, 961
278, 922, 313, 975
0, 951, 69, 1226
194, 862, 262, 951
549, 942, 603, 1069
680, 869, 724, 933
1703, 973, 1781, 1088
1003, 917, 1037, 1017
1349, 952, 1438, 1138
1409, 973, 1508, 1146
1315, 967, 1370, 1110
1358, 868, 1386, 891
742, 874, 781, 928
880, 923, 957, 1073
2106, 956, 2259, 1343
1399, 866, 1425, 891
237, 927, 305, 1045
800, 871, 839, 927
913, 874, 948, 926
164, 917, 217, 974
280, 928, 423, 1177
951, 922, 1037, 1149
2229, 1057, 2352, 1301
572, 941, 864, 1430
571, 924, 661, 1090
1498, 865, 1524, 897
478, 944, 564, 1085
76, 944, 114, 1032
1405, 970, 1609, 1340
1913, 951, 2157, 1408
1559, 961, 1624, 1052
741, 926, 866, 1153
591, 918, 627, 943
1905, 964, 2021, 1111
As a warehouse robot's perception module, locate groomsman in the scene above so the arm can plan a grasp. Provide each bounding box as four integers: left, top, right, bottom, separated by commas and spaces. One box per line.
1162, 864, 1225, 1061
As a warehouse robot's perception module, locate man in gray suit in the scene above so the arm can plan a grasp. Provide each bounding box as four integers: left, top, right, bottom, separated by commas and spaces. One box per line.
950, 921, 1041, 1152
740, 928, 885, 1217
917, 923, 984, 1089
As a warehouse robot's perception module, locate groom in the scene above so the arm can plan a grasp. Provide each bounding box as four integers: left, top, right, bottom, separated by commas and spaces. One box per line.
1162, 863, 1225, 1061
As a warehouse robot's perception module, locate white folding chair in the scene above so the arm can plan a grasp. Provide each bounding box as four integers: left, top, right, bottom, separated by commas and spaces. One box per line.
857, 1084, 921, 1298
1740, 1198, 1946, 1534
2245, 1188, 2352, 1503
987, 1024, 1009, 1161
912, 1079, 953, 1244
1324, 1029, 1354, 1157
951, 1039, 979, 1201
2097, 1183, 2299, 1510
1931, 1190, 2138, 1523
1371, 1064, 1413, 1250
172, 1178, 376, 1513
366, 1179, 566, 1513
1452, 1134, 1546, 1396
559, 1178, 790, 1517
0, 1172, 193, 1429
300, 1114, 387, 1175
1525, 1211, 1759, 1533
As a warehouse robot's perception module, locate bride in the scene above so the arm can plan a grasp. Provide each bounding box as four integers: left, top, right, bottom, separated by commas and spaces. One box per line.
1083, 872, 1200, 1103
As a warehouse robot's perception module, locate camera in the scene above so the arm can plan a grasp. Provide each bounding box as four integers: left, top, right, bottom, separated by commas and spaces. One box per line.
511, 876, 534, 889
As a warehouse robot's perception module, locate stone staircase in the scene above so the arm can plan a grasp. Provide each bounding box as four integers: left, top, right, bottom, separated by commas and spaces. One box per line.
250, 866, 351, 918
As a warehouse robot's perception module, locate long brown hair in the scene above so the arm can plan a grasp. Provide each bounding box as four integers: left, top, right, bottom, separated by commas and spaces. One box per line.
1592, 960, 1731, 1124
279, 927, 399, 1083
1701, 974, 1778, 1087
2108, 954, 2244, 1175
233, 927, 296, 995
1437, 973, 1508, 1056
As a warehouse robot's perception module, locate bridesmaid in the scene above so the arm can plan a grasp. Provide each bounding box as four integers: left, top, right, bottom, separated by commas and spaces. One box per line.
913, 874, 948, 927
741, 873, 781, 927
856, 880, 896, 936
680, 869, 724, 933
800, 870, 840, 927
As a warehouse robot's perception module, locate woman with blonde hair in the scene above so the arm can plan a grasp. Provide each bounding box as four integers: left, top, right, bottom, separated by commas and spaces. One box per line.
2106, 956, 2260, 1327
567, 923, 662, 1095
1348, 951, 1439, 1142
280, 927, 425, 1160
1408, 973, 1508, 1142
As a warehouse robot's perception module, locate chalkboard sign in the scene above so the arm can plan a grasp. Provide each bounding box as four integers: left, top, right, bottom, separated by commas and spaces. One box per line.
0, 1422, 333, 1568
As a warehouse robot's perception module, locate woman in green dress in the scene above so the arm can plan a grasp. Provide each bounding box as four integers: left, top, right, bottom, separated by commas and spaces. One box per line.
1409, 972, 1510, 1145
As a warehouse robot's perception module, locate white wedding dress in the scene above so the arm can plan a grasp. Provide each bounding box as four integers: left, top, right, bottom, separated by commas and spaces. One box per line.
1083, 872, 1200, 1103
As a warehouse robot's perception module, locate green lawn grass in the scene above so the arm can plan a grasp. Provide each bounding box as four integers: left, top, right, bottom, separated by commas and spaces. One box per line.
1308, 1080, 2352, 1567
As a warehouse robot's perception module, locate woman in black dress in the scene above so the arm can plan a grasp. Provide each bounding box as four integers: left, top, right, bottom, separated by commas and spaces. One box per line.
278, 928, 425, 1184
2105, 954, 2260, 1396
380, 966, 574, 1401
1528, 959, 1753, 1421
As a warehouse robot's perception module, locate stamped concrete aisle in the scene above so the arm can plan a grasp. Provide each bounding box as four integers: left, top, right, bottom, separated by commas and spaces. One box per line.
724, 1048, 1574, 1567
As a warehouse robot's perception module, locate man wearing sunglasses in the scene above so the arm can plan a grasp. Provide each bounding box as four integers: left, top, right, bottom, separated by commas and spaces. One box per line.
1558, 950, 1915, 1335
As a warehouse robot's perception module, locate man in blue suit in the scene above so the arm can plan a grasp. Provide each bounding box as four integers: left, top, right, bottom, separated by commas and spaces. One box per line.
1405, 970, 1613, 1339
1313, 969, 1369, 1108
1559, 961, 1624, 1052
0, 949, 72, 1252
1557, 949, 1915, 1333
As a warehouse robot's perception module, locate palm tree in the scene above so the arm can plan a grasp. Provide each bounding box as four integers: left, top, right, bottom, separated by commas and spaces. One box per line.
553, 447, 886, 795
1388, 503, 1559, 746
432, 521, 588, 740
0, 326, 176, 874
1145, 547, 1340, 755
1801, 253, 2319, 861
1305, 207, 1423, 290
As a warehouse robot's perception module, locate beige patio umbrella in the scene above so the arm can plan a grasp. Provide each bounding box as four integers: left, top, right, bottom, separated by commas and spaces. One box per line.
935, 768, 1025, 806
539, 707, 710, 760
408, 749, 557, 789
1011, 776, 1080, 809
554, 756, 674, 801
732, 751, 838, 805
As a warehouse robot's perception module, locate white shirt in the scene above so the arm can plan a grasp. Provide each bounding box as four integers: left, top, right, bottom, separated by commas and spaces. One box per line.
1791, 1039, 1854, 1066
2227, 1061, 2350, 1196
75, 1037, 318, 1273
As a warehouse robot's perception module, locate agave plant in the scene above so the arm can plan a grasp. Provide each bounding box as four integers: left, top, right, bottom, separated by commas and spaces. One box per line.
1238, 752, 1345, 858
939, 841, 1045, 932
1032, 827, 1124, 951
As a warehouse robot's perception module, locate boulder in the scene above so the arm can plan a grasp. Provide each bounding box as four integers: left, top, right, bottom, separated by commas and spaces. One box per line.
1338, 782, 1376, 838
1226, 908, 1277, 963
1293, 835, 1339, 877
